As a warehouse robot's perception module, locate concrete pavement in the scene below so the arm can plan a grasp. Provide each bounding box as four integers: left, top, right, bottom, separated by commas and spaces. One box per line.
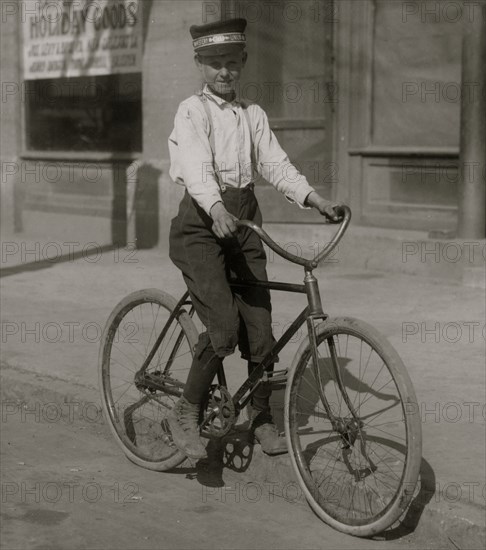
1, 228, 485, 548
1, 410, 436, 550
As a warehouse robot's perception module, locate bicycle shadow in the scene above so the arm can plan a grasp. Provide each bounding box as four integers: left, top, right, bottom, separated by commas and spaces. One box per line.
288, 356, 400, 430
168, 350, 433, 539
275, 358, 434, 539
172, 431, 255, 489
379, 455, 436, 540
169, 434, 435, 540
202, 431, 255, 486
184, 353, 401, 488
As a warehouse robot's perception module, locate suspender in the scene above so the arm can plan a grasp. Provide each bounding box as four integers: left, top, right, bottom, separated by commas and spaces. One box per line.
197, 93, 221, 186
242, 107, 257, 170
197, 91, 256, 188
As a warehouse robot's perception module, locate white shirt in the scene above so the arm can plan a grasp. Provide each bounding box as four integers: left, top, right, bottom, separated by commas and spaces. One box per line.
168, 84, 315, 215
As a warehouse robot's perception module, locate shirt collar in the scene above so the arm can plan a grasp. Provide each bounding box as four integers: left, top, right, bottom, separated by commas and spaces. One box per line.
202, 84, 241, 107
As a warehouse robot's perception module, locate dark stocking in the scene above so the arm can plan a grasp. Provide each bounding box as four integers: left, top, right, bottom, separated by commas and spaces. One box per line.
248, 361, 274, 412
183, 334, 222, 405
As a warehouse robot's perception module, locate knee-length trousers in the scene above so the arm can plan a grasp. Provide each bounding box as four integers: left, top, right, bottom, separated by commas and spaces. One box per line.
169, 185, 274, 362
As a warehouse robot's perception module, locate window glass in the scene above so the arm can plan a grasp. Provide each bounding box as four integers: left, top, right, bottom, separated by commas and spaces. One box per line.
372, 0, 461, 147
25, 73, 142, 152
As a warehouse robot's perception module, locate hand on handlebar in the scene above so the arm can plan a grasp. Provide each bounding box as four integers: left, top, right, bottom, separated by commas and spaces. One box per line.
305, 192, 343, 223
210, 201, 239, 239
317, 202, 344, 223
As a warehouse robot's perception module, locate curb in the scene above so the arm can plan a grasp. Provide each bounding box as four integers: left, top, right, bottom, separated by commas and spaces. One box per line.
1, 364, 484, 547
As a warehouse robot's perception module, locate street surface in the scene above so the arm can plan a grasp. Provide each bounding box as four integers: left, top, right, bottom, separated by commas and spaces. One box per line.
1, 413, 442, 550
1, 239, 484, 549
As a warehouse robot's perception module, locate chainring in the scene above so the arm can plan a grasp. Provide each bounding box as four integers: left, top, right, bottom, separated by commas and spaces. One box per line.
202, 385, 236, 438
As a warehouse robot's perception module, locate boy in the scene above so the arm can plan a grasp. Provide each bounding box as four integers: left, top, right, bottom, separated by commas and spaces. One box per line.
168, 18, 340, 460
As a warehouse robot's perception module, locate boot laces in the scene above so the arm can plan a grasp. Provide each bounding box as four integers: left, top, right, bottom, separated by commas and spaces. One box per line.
176, 399, 200, 432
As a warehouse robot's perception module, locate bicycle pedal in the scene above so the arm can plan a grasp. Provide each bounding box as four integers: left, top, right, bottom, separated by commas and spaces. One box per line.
161, 434, 176, 447
160, 420, 176, 447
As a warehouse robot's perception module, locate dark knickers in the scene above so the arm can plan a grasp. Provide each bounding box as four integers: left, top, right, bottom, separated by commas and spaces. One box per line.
169, 186, 274, 362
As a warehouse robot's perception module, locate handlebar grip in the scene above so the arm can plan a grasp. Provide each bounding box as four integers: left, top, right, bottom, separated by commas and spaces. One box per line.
313, 204, 351, 265
332, 204, 348, 223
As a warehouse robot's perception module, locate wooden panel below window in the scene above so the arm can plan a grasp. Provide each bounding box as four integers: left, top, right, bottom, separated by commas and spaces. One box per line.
360, 156, 459, 230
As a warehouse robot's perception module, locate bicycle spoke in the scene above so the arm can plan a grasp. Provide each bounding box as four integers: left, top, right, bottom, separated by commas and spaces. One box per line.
288, 322, 420, 531
101, 292, 197, 469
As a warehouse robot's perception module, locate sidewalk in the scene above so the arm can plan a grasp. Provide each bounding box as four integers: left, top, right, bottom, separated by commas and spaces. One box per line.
1, 233, 485, 547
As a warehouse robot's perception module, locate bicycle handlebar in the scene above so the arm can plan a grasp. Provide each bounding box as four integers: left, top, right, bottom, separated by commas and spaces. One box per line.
237, 205, 351, 270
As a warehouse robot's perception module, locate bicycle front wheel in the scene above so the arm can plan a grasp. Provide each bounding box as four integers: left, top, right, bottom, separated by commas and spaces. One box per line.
285, 317, 422, 537
99, 288, 198, 471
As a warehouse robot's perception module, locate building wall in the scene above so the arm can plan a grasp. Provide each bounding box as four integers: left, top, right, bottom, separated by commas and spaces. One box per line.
337, 0, 462, 231
0, 0, 466, 249
140, 0, 206, 245
1, 10, 22, 233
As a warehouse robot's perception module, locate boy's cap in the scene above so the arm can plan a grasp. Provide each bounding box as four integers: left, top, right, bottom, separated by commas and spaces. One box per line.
190, 18, 247, 56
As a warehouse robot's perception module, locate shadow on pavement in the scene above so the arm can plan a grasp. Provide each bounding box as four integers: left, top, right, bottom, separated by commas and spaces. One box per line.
166, 431, 255, 489
380, 456, 436, 540
0, 244, 116, 278
195, 432, 254, 488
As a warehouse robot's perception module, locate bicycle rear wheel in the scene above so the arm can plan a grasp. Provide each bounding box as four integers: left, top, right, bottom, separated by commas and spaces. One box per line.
99, 288, 198, 471
285, 317, 422, 537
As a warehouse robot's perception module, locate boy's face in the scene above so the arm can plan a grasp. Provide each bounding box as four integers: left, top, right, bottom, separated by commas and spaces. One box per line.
195, 48, 247, 96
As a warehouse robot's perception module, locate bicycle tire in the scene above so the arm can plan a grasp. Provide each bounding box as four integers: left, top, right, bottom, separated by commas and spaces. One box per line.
285, 317, 422, 537
99, 288, 198, 471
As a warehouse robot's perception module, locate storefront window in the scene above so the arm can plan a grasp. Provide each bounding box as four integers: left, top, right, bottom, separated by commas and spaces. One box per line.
25, 72, 142, 153
372, 0, 461, 147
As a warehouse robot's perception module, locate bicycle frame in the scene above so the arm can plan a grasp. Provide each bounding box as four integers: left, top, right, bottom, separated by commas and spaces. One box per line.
224, 271, 363, 432
136, 205, 360, 434
137, 274, 361, 436
225, 274, 324, 413
102, 201, 422, 535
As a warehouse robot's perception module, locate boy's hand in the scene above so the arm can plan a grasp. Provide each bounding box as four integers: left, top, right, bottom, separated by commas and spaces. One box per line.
305, 192, 342, 223
210, 201, 239, 239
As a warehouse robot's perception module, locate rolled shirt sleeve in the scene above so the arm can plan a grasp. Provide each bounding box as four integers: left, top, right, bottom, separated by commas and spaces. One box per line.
168, 101, 222, 215
250, 105, 315, 208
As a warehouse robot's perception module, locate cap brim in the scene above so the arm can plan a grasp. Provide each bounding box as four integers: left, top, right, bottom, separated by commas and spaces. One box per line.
196, 44, 245, 57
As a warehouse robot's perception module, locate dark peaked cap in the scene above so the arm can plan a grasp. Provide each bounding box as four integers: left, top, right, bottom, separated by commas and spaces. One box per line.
190, 18, 247, 55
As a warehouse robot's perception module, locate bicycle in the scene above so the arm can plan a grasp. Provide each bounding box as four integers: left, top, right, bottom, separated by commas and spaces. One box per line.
98, 205, 422, 537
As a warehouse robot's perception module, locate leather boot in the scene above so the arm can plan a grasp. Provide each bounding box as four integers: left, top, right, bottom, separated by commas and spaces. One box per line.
250, 408, 287, 456
167, 396, 207, 460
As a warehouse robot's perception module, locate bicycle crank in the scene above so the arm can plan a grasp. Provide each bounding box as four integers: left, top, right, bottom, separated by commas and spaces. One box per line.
202, 385, 236, 438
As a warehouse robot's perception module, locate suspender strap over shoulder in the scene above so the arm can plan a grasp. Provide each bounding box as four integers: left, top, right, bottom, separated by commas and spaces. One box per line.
241, 106, 256, 171
197, 90, 256, 187
197, 92, 223, 188
198, 92, 217, 156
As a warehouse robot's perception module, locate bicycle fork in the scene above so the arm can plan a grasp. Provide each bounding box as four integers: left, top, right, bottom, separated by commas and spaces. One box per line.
305, 271, 371, 468
305, 270, 343, 429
